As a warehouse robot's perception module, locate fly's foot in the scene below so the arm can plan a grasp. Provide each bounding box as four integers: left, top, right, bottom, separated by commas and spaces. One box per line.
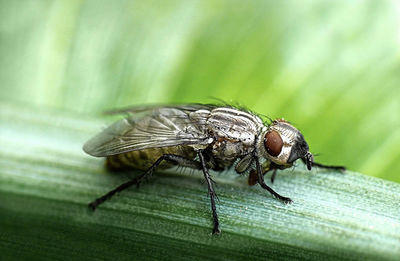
212, 226, 221, 235
277, 196, 293, 204
88, 201, 99, 211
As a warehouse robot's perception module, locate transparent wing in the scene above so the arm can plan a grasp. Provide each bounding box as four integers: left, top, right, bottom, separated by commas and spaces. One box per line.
83, 107, 212, 157
104, 103, 217, 115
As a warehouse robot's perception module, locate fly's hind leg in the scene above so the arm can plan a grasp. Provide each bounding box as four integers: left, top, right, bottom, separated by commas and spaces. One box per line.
89, 154, 202, 211
198, 150, 220, 235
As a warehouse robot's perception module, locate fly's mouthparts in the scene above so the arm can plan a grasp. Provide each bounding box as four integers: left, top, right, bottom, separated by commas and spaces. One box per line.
305, 152, 314, 170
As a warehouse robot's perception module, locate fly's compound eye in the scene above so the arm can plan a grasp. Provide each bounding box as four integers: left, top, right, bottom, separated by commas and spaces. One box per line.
264, 131, 283, 157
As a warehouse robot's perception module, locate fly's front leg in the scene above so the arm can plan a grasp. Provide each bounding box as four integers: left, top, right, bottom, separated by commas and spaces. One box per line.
248, 161, 281, 185
248, 161, 271, 186
89, 154, 202, 211
198, 150, 220, 235
255, 157, 292, 204
301, 158, 346, 172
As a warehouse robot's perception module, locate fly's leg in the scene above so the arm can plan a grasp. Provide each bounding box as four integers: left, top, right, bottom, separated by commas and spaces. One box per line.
198, 150, 220, 235
301, 158, 346, 172
270, 169, 278, 184
313, 162, 346, 171
89, 170, 148, 211
255, 157, 292, 204
89, 154, 202, 211
249, 164, 279, 185
269, 163, 290, 184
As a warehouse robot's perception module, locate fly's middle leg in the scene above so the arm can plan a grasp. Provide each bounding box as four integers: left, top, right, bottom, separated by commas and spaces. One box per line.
270, 169, 278, 184
88, 154, 202, 211
198, 150, 220, 235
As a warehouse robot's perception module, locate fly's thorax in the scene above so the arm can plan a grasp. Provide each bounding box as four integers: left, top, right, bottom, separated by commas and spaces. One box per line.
257, 119, 312, 168
207, 107, 263, 147
203, 107, 264, 164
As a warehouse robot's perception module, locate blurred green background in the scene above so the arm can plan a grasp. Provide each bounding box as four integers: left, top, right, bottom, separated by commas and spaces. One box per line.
0, 0, 399, 182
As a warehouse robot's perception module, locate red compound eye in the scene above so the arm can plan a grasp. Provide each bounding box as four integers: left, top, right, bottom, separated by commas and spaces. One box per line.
264, 131, 283, 157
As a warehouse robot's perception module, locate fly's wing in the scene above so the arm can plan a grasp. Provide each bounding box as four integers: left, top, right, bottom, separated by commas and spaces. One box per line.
83, 107, 212, 157
104, 103, 217, 115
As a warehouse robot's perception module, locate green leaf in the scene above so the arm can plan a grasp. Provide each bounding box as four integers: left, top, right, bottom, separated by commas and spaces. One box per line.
1, 103, 399, 260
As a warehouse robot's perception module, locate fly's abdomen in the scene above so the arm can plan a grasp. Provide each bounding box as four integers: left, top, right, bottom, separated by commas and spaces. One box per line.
106, 145, 197, 171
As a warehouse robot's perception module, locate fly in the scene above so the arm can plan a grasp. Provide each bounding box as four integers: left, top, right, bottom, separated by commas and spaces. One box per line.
83, 104, 345, 234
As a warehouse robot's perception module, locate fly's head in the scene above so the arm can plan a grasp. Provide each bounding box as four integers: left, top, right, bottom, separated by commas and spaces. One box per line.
259, 119, 314, 170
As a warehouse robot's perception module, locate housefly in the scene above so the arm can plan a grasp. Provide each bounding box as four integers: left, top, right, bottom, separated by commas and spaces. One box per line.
83, 104, 345, 234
